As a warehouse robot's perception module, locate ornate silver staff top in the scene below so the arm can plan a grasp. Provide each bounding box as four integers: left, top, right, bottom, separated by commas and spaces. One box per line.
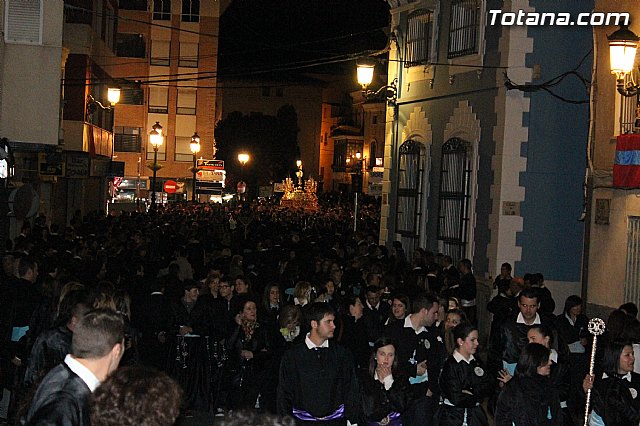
587, 318, 606, 336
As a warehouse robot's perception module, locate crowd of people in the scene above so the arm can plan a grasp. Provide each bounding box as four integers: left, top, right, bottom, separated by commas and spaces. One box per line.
0, 194, 639, 425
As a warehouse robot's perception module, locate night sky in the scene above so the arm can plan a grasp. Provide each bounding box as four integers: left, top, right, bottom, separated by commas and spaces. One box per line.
218, 0, 391, 78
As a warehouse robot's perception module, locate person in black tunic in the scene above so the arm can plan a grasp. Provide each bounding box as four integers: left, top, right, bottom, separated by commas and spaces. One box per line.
526, 325, 572, 425
359, 337, 410, 426
22, 309, 125, 426
555, 295, 589, 421
488, 288, 556, 378
132, 281, 171, 371
337, 296, 371, 372
167, 280, 211, 412
383, 293, 447, 426
495, 343, 563, 426
435, 323, 492, 426
277, 302, 361, 425
587, 340, 640, 425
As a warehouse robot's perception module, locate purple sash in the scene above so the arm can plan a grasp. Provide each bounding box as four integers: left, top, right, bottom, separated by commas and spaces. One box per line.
292, 404, 345, 422
368, 411, 402, 426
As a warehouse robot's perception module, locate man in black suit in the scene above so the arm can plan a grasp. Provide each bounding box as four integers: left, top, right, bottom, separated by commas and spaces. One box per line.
22, 309, 125, 426
362, 285, 390, 346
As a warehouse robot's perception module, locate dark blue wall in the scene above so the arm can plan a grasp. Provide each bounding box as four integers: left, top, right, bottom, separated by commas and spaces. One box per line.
514, 0, 593, 281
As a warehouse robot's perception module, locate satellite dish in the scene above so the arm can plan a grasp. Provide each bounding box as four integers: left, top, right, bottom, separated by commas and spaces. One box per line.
8, 184, 39, 220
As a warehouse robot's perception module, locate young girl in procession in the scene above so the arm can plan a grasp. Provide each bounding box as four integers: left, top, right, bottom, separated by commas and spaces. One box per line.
495, 343, 563, 426
434, 323, 492, 426
587, 340, 640, 425
359, 337, 410, 426
527, 325, 572, 425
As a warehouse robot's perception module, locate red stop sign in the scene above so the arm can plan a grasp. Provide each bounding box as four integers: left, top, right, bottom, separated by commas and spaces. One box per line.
164, 180, 177, 194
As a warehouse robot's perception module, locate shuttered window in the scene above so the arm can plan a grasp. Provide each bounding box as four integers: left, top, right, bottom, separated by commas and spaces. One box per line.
175, 136, 193, 161
5, 0, 42, 44
179, 42, 198, 68
177, 89, 196, 115
149, 86, 168, 113
150, 40, 170, 66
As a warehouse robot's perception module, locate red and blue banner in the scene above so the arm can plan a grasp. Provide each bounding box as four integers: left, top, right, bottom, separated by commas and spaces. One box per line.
614, 134, 640, 188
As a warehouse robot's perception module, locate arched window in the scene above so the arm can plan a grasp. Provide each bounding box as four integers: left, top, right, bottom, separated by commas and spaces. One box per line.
395, 140, 426, 250
437, 137, 472, 262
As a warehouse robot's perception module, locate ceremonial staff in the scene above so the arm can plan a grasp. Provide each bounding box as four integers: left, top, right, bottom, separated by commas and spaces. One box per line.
584, 318, 606, 426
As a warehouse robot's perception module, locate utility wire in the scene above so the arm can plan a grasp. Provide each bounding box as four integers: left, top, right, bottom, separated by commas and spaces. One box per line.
503, 50, 592, 104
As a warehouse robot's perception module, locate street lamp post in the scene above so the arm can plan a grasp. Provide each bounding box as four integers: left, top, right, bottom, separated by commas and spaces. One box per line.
356, 58, 398, 106
190, 132, 200, 202
86, 87, 119, 211
608, 25, 640, 96
238, 153, 249, 201
149, 121, 163, 209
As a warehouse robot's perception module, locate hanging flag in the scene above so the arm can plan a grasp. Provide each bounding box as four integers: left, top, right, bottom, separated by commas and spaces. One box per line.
613, 134, 640, 188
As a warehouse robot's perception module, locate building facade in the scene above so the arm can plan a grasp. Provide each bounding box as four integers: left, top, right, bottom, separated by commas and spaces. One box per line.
380, 0, 593, 310
0, 0, 114, 238
587, 1, 640, 314
113, 0, 226, 204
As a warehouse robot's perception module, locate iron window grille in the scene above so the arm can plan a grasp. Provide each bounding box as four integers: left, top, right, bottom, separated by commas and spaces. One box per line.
437, 137, 472, 262
405, 9, 433, 67
448, 0, 481, 58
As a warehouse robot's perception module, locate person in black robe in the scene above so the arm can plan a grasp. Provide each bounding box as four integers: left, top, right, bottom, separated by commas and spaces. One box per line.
487, 288, 556, 378
587, 340, 640, 425
21, 309, 125, 426
525, 325, 573, 425
362, 285, 390, 347
167, 280, 212, 412
435, 324, 492, 426
132, 281, 172, 371
277, 302, 361, 425
555, 295, 590, 421
495, 343, 563, 426
337, 296, 371, 372
383, 293, 446, 426
359, 337, 410, 426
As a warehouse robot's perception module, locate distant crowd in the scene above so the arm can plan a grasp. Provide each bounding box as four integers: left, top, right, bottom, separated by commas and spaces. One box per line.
1, 195, 639, 425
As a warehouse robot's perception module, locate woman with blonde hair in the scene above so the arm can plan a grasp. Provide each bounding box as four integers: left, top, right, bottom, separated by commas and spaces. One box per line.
293, 281, 313, 308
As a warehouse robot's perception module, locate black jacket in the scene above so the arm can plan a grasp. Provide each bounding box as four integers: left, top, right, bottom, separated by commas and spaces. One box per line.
495, 374, 563, 426
436, 354, 492, 426
358, 371, 410, 425
488, 313, 556, 374
23, 325, 72, 388
21, 362, 92, 426
591, 373, 640, 425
